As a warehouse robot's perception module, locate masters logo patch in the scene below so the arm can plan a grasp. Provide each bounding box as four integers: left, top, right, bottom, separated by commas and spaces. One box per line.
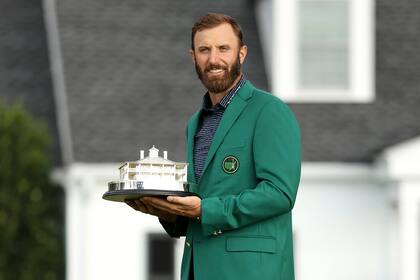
222, 155, 240, 174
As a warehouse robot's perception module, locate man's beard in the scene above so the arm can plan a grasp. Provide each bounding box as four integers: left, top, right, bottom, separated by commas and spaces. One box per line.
195, 54, 241, 94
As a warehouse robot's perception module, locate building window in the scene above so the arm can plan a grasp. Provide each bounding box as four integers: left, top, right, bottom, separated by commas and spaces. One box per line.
299, 0, 350, 90
257, 0, 374, 103
147, 233, 175, 280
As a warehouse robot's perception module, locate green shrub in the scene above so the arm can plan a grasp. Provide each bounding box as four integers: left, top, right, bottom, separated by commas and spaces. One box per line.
0, 100, 65, 280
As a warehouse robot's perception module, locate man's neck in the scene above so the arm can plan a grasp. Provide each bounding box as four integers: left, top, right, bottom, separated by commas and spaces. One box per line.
209, 74, 243, 106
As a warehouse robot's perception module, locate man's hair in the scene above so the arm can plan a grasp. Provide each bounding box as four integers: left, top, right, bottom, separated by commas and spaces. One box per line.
191, 13, 244, 50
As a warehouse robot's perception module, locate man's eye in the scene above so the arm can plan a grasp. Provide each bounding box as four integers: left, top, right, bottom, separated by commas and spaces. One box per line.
220, 46, 229, 52
199, 48, 209, 53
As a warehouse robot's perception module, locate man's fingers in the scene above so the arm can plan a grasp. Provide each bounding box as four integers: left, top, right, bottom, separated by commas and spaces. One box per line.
125, 199, 138, 210
139, 196, 200, 217
138, 197, 178, 215
143, 197, 176, 208
167, 196, 200, 210
143, 197, 187, 215
146, 199, 178, 212
167, 196, 187, 204
125, 199, 150, 213
125, 198, 186, 221
134, 199, 149, 213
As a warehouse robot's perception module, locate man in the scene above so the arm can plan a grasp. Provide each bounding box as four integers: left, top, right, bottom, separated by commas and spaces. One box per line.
126, 13, 301, 280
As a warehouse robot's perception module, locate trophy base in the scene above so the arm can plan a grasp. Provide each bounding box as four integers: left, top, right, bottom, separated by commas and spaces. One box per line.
102, 189, 198, 202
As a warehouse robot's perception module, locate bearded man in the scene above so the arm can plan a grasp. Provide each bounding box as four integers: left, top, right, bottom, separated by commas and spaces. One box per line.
126, 13, 301, 280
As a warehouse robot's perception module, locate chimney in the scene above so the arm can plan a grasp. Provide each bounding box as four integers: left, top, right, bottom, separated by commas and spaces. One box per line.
163, 151, 168, 160
140, 150, 144, 159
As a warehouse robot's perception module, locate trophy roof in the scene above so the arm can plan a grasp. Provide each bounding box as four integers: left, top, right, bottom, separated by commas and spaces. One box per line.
118, 157, 187, 169
139, 156, 175, 165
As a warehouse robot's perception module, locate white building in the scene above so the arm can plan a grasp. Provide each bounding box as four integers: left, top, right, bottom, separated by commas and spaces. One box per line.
118, 146, 187, 191
13, 0, 417, 279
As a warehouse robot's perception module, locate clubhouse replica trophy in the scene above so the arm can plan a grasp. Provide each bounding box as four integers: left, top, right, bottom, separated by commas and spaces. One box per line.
102, 146, 196, 202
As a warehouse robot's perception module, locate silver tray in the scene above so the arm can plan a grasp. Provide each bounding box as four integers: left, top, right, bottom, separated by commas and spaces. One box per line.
102, 181, 199, 202
102, 189, 198, 202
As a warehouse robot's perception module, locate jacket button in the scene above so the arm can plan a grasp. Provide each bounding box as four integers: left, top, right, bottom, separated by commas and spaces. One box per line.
186, 241, 191, 247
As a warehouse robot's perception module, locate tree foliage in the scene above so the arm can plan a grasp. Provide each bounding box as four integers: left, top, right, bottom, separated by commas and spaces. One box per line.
0, 100, 65, 280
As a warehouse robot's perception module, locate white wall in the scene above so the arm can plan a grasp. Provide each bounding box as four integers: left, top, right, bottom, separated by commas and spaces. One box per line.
293, 163, 397, 280
56, 162, 398, 280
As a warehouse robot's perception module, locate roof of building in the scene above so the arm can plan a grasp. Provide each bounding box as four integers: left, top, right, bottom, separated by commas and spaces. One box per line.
55, 0, 268, 163
0, 1, 62, 165
3, 0, 420, 164
139, 157, 175, 165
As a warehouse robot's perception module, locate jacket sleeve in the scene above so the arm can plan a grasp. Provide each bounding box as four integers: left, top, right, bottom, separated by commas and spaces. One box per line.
159, 216, 189, 238
200, 100, 301, 236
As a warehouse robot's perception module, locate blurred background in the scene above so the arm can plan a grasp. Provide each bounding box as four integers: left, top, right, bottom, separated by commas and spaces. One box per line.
1, 0, 420, 279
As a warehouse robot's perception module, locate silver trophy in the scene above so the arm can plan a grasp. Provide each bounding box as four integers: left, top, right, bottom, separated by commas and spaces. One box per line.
102, 146, 197, 202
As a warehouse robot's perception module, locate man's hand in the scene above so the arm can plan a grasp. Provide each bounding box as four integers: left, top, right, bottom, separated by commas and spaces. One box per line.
125, 198, 177, 223
127, 196, 201, 220
146, 196, 201, 218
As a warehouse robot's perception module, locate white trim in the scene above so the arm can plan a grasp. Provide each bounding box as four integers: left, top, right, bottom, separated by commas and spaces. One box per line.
379, 136, 420, 280
377, 135, 420, 179
398, 182, 420, 280
273, 0, 297, 100
52, 163, 121, 192
301, 162, 391, 183
255, 0, 273, 89
66, 180, 84, 280
52, 165, 88, 280
350, 0, 375, 103
42, 0, 74, 164
272, 0, 375, 103
52, 164, 119, 280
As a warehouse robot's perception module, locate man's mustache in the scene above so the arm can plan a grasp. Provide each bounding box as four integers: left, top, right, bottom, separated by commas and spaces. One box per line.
205, 64, 228, 72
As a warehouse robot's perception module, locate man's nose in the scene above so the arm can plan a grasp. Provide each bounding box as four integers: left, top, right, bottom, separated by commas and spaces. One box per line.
208, 49, 220, 65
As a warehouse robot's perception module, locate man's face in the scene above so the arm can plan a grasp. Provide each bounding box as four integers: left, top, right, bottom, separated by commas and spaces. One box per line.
191, 23, 247, 94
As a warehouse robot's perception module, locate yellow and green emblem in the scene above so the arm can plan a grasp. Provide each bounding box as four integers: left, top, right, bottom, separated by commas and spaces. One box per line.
222, 155, 239, 174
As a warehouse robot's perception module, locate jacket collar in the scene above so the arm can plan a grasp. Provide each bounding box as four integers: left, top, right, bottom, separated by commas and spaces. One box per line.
186, 80, 255, 183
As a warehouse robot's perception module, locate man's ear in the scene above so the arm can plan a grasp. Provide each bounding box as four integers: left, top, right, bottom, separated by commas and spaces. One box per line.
239, 45, 248, 64
189, 49, 196, 63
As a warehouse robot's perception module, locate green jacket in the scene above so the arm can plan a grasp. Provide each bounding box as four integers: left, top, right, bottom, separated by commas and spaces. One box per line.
161, 81, 301, 280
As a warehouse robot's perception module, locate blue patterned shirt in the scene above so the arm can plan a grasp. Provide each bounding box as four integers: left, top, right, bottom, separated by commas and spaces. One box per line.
193, 75, 246, 182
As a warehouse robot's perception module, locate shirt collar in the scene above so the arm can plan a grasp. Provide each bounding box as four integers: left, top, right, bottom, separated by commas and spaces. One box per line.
202, 74, 246, 111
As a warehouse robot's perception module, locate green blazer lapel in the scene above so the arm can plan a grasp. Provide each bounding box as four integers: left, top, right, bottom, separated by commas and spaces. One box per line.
187, 110, 200, 183
200, 81, 255, 179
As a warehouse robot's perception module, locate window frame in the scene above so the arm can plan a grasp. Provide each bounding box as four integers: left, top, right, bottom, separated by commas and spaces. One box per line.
271, 0, 375, 103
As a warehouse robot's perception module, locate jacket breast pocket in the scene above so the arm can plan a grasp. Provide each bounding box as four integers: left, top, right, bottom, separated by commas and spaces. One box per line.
217, 140, 248, 166
210, 140, 253, 189
220, 139, 246, 151
225, 236, 277, 254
